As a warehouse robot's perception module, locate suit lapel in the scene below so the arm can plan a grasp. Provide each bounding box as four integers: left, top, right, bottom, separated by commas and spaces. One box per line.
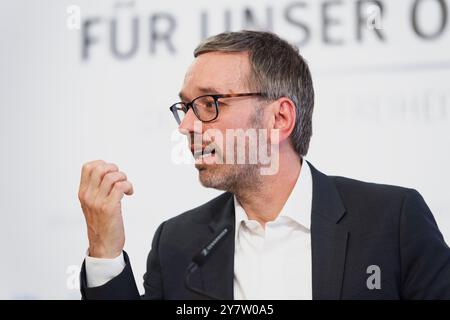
190, 162, 348, 300
308, 161, 348, 299
192, 192, 235, 300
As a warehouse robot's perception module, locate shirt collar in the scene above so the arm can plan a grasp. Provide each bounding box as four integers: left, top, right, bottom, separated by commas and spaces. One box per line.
234, 195, 248, 240
233, 159, 313, 235
281, 158, 312, 230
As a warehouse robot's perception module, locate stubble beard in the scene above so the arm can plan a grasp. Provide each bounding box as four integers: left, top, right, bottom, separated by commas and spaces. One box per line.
198, 162, 261, 194
196, 109, 265, 195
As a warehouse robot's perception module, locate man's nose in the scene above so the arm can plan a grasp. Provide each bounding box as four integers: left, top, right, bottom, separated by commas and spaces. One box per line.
178, 108, 201, 136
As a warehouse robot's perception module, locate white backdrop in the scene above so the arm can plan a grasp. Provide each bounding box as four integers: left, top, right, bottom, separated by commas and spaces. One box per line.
0, 0, 449, 299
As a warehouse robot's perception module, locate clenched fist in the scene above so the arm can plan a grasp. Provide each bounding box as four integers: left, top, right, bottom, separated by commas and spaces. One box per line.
78, 160, 134, 258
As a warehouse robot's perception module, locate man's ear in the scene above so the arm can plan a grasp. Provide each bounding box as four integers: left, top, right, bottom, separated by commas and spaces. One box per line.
271, 97, 296, 144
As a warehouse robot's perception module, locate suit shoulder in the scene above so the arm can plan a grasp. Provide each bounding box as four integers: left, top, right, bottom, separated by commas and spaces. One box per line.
330, 175, 420, 212
328, 175, 429, 235
332, 175, 417, 198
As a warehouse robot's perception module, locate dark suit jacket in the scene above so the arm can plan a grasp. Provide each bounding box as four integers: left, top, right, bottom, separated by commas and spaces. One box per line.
80, 162, 450, 299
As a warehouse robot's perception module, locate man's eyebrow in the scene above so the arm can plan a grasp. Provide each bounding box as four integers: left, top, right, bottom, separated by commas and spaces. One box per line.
178, 87, 225, 101
197, 87, 222, 94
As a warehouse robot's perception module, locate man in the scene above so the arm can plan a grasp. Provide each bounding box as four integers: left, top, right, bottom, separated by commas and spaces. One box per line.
78, 30, 450, 299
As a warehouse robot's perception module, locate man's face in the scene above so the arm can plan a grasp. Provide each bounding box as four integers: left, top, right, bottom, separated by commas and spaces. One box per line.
178, 51, 266, 192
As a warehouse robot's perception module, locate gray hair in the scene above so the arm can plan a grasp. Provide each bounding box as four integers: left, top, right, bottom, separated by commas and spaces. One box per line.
194, 30, 314, 157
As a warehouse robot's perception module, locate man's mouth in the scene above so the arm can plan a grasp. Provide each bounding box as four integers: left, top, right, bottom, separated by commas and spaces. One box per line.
193, 149, 215, 159
191, 145, 218, 164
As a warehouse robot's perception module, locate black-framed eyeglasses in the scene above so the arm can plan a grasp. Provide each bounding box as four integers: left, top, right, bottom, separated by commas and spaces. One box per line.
169, 92, 265, 124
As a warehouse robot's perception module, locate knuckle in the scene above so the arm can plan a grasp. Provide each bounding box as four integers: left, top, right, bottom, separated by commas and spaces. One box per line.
84, 195, 95, 208
78, 190, 85, 202
113, 180, 126, 192
93, 163, 107, 176
83, 160, 104, 172
107, 163, 119, 172
117, 171, 127, 181
79, 190, 94, 207
103, 172, 115, 185
104, 171, 126, 185
112, 180, 122, 190
94, 163, 119, 180
100, 202, 111, 213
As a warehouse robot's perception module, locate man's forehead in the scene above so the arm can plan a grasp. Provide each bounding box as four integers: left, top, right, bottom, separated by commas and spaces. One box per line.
181, 52, 250, 99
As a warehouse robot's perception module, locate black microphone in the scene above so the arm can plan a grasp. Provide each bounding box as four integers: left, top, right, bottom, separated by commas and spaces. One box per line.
185, 224, 232, 300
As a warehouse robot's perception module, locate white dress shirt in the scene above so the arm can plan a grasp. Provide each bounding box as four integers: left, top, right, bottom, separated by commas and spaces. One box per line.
86, 161, 313, 300
233, 160, 312, 299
